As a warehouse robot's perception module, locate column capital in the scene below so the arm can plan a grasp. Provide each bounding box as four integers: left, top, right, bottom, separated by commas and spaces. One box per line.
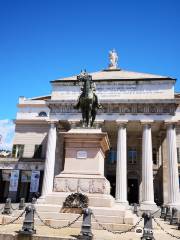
68, 120, 79, 128
47, 121, 58, 127
93, 119, 104, 128
116, 120, 128, 127
164, 120, 178, 127
140, 120, 154, 126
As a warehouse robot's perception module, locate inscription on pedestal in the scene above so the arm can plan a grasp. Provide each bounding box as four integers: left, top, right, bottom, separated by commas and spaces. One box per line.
77, 150, 87, 159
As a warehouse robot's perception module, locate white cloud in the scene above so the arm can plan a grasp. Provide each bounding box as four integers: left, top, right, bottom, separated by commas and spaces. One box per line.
0, 119, 15, 150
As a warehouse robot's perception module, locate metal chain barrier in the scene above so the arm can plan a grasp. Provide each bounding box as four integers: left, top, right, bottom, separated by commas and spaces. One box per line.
34, 208, 83, 230
11, 205, 19, 211
153, 217, 180, 239
151, 208, 160, 216
0, 210, 25, 226
92, 212, 143, 235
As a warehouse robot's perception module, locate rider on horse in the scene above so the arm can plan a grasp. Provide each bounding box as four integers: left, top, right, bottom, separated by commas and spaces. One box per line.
74, 70, 102, 127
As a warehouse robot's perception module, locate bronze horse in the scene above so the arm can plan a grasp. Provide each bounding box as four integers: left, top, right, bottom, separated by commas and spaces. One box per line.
74, 71, 101, 127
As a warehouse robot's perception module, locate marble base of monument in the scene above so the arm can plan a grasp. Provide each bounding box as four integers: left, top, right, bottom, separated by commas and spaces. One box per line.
35, 128, 137, 230
51, 128, 113, 207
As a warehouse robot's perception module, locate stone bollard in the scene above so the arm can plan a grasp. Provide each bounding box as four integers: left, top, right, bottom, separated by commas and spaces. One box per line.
133, 203, 139, 216
19, 204, 36, 235
19, 198, 25, 210
80, 208, 93, 240
177, 211, 180, 230
164, 206, 171, 221
2, 198, 12, 215
31, 197, 37, 204
160, 205, 166, 218
141, 212, 154, 240
170, 208, 178, 225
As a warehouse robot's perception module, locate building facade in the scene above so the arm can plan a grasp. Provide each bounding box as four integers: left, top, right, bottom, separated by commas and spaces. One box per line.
1, 53, 180, 207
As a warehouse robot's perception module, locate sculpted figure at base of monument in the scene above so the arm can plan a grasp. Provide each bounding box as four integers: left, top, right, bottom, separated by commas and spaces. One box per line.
54, 177, 110, 195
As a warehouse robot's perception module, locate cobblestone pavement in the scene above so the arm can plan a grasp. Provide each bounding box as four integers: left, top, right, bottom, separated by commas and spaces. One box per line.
0, 218, 180, 240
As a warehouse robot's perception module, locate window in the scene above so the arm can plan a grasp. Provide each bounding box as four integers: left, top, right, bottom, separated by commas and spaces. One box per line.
12, 145, 24, 158
128, 148, 137, 164
38, 112, 47, 117
153, 148, 157, 165
107, 148, 117, 164
177, 148, 180, 163
33, 145, 42, 158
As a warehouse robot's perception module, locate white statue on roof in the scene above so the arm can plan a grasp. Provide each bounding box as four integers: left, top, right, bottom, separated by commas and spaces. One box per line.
109, 49, 118, 69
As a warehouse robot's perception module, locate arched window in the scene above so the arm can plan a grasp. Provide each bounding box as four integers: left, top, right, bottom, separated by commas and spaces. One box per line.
38, 111, 47, 117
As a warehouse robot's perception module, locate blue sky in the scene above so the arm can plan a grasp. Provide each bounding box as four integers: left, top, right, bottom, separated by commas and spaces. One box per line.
0, 0, 180, 148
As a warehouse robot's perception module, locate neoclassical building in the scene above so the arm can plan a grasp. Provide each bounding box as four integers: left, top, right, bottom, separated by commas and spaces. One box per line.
1, 52, 180, 209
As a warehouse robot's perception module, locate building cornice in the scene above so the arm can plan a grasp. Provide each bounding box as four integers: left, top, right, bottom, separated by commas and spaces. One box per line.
47, 99, 177, 104
48, 102, 177, 115
51, 78, 176, 85
17, 103, 47, 108
14, 119, 49, 125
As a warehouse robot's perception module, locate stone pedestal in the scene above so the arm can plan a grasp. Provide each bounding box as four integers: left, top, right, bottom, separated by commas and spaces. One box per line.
53, 128, 114, 207
36, 127, 136, 229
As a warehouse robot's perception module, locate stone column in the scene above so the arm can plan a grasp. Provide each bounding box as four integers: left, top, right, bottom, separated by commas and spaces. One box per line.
41, 122, 57, 198
166, 123, 180, 206
115, 121, 128, 205
141, 122, 156, 210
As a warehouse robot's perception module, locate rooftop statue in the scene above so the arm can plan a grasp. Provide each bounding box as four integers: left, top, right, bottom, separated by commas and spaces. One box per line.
74, 70, 101, 127
109, 49, 118, 69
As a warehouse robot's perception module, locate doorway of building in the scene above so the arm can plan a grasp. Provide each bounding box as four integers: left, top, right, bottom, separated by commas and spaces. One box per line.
106, 175, 116, 197
128, 178, 139, 204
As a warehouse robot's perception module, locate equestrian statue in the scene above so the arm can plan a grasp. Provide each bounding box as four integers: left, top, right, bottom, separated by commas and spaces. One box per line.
74, 70, 102, 127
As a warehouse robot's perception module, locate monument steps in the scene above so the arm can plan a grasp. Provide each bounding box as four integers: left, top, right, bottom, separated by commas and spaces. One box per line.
35, 212, 125, 223
0, 203, 138, 231
35, 204, 126, 216
34, 219, 135, 231
0, 215, 137, 231
41, 193, 115, 208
